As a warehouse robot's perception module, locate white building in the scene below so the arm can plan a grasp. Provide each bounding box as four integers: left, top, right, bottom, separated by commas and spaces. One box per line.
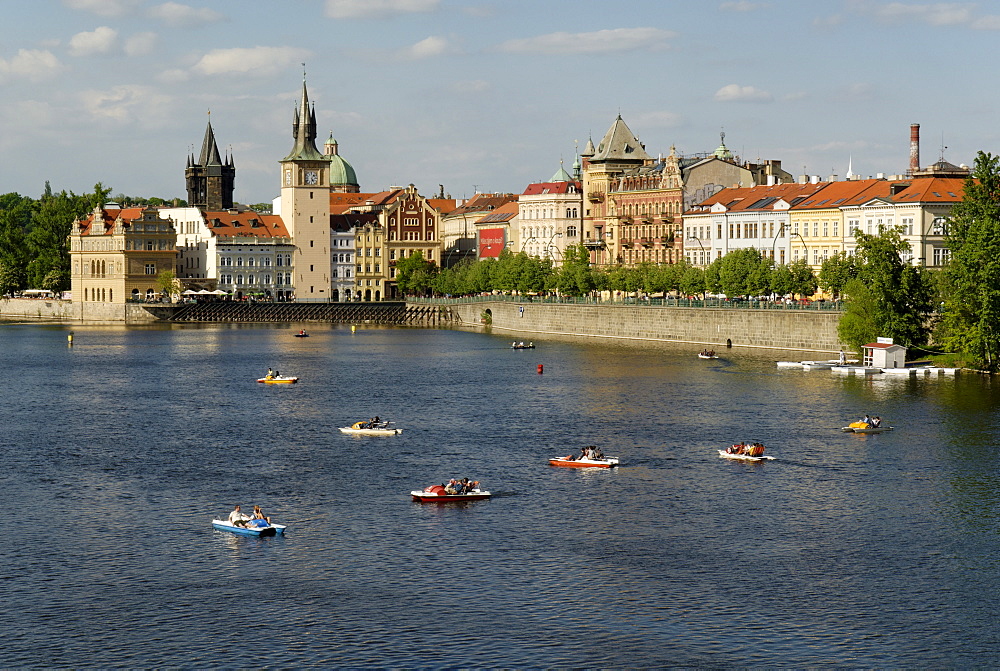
517, 163, 582, 266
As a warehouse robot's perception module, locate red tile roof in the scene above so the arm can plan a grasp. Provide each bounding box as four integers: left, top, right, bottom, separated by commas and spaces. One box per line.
476, 200, 519, 224
202, 210, 289, 238
522, 181, 581, 196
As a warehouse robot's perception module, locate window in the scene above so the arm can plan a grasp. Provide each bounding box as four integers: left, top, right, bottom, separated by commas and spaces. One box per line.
566, 225, 577, 237
237, 257, 244, 267
263, 257, 271, 267
145, 264, 156, 275
933, 247, 951, 265
931, 217, 948, 235
276, 255, 283, 267
264, 274, 272, 284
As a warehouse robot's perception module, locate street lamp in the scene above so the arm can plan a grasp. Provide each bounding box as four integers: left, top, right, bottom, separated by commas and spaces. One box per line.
520, 235, 538, 253
689, 235, 707, 266
545, 231, 563, 259
792, 232, 808, 264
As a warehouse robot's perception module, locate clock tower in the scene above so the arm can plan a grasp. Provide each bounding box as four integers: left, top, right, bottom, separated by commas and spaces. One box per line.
280, 74, 331, 302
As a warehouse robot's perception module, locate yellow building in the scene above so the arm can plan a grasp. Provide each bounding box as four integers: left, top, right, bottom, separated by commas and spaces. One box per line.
786, 179, 887, 269
69, 205, 178, 303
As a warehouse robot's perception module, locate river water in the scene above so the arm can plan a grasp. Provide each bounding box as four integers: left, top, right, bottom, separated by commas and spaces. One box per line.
1, 322, 998, 667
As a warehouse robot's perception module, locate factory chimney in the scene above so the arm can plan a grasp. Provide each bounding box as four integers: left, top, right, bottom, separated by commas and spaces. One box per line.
909, 123, 920, 175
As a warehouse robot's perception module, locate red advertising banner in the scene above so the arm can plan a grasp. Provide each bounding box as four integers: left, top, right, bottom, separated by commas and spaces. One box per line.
479, 228, 506, 258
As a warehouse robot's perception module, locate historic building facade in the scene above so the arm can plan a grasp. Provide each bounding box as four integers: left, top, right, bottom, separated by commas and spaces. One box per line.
518, 163, 580, 265
69, 206, 178, 303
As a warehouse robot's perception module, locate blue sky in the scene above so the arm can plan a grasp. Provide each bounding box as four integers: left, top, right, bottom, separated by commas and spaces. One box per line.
2, 0, 998, 204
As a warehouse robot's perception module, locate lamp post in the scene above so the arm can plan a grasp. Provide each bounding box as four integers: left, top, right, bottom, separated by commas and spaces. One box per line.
689, 235, 707, 266
771, 223, 785, 262
792, 232, 808, 264
545, 231, 563, 260
520, 236, 538, 253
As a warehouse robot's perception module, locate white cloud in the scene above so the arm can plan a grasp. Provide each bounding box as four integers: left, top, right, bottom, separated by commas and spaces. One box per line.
325, 0, 439, 19
69, 26, 118, 57
498, 28, 675, 55
124, 32, 158, 57
971, 14, 1000, 29
157, 68, 190, 83
714, 84, 773, 102
148, 2, 224, 27
79, 85, 172, 125
873, 2, 973, 26
405, 36, 448, 59
62, 0, 139, 17
0, 49, 62, 82
192, 46, 310, 76
720, 1, 769, 11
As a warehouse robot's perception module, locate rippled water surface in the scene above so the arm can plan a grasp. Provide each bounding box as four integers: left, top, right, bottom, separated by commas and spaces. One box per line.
2, 322, 1000, 667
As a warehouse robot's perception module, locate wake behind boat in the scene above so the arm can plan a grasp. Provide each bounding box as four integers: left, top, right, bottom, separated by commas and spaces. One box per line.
339, 419, 401, 436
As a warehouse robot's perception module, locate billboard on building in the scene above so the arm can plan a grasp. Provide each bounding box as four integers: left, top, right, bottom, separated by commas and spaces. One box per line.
478, 228, 506, 258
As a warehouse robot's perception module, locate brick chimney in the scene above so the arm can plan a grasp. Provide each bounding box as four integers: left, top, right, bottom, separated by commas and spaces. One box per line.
909, 123, 920, 174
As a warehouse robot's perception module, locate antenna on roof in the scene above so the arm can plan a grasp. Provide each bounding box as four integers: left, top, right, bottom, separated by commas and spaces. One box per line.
939, 132, 947, 161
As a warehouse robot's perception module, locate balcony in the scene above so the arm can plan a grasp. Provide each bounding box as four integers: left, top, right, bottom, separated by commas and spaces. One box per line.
640, 238, 652, 248
587, 191, 604, 203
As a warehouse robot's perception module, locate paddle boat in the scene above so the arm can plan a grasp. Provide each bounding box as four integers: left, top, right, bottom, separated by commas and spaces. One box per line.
719, 443, 775, 462
511, 342, 535, 349
211, 518, 287, 537
339, 420, 401, 436
257, 374, 298, 384
411, 483, 490, 502
842, 421, 893, 434
294, 330, 309, 338
549, 455, 620, 468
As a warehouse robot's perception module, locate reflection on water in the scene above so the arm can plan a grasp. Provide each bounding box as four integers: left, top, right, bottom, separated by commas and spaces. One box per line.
1, 323, 999, 666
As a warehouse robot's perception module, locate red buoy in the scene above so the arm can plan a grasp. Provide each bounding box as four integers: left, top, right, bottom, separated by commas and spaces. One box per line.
537, 364, 544, 374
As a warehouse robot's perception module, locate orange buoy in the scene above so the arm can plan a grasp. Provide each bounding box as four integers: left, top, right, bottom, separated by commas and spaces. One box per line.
537, 364, 544, 374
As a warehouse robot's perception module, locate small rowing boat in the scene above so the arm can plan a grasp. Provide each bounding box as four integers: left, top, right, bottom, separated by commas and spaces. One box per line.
411, 484, 490, 502
211, 519, 287, 537
339, 421, 401, 436
841, 421, 893, 434
257, 375, 298, 384
718, 449, 775, 462
548, 455, 620, 468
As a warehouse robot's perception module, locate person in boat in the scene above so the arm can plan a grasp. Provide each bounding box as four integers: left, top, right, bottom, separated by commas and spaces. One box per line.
528, 342, 534, 348
862, 414, 872, 428
444, 478, 462, 495
266, 367, 274, 379
727, 442, 744, 454
299, 329, 306, 335
228, 504, 249, 527
248, 505, 271, 527
373, 416, 382, 427
872, 416, 881, 428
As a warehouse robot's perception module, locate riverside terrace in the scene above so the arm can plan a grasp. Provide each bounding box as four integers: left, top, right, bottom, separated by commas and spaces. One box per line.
408, 294, 846, 311
412, 295, 847, 352
156, 301, 453, 324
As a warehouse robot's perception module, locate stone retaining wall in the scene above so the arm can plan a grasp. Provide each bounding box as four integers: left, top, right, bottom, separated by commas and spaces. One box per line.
1, 299, 159, 323
444, 301, 843, 353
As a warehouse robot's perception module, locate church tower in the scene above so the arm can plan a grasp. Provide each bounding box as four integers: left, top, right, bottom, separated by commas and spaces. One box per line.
185, 117, 235, 210
279, 74, 332, 302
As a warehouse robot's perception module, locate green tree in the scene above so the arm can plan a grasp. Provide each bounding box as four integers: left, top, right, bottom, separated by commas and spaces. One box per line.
788, 259, 818, 298
0, 260, 25, 297
842, 229, 933, 353
157, 270, 179, 299
0, 193, 35, 286
25, 189, 78, 290
937, 151, 1000, 370
394, 250, 438, 296
837, 278, 879, 352
819, 251, 856, 300
716, 248, 770, 298
553, 244, 596, 296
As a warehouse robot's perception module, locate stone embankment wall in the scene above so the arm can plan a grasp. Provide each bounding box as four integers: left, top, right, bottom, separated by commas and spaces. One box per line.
443, 301, 843, 353
0, 299, 161, 323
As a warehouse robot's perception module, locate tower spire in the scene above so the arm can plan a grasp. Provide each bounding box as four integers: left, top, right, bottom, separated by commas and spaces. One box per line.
283, 68, 323, 161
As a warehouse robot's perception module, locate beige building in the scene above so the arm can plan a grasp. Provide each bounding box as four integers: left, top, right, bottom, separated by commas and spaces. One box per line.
69, 205, 178, 303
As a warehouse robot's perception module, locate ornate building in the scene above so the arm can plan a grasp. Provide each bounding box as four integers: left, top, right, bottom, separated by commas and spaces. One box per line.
185, 119, 235, 210
323, 132, 360, 193
69, 205, 178, 303
517, 162, 581, 266
580, 115, 653, 265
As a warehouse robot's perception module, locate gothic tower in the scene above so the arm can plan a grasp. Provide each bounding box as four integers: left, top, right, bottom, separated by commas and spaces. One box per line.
185, 118, 235, 210
279, 74, 333, 302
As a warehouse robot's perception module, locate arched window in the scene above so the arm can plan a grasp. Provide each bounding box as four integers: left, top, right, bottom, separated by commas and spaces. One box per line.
566, 225, 577, 237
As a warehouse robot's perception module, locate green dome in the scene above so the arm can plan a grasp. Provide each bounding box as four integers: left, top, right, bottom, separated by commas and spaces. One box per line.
329, 154, 358, 188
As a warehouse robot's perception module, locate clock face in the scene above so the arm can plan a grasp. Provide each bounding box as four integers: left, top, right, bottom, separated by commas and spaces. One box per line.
305, 170, 318, 185
284, 169, 292, 186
